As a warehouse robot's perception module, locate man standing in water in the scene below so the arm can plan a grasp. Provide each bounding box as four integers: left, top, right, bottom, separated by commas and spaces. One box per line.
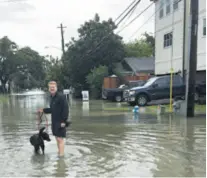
39, 81, 69, 157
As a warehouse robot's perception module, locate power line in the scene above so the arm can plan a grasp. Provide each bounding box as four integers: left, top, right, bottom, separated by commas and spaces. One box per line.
116, 0, 141, 27
128, 1, 139, 19
118, 0, 140, 29
79, 0, 142, 59
129, 1, 187, 40
129, 13, 155, 40
114, 0, 138, 23
129, 7, 157, 39
129, 1, 204, 41
117, 2, 153, 34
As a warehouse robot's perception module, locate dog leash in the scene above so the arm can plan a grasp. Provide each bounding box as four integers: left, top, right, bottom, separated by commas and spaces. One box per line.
37, 112, 49, 133
43, 114, 49, 133
37, 112, 43, 130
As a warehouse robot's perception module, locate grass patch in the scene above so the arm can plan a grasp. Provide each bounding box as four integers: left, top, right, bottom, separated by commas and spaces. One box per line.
103, 104, 206, 113
0, 94, 9, 103
103, 107, 131, 111
195, 104, 206, 112
147, 104, 206, 113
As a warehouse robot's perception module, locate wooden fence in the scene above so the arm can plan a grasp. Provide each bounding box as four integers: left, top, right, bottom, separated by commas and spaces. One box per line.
103, 74, 151, 89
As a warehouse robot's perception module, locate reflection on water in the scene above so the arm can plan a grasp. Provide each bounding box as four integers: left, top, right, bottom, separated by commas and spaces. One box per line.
53, 158, 68, 177
82, 101, 90, 117
0, 95, 206, 177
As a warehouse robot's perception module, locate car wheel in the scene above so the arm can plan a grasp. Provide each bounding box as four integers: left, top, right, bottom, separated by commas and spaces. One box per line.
137, 94, 148, 106
194, 92, 199, 102
115, 95, 122, 102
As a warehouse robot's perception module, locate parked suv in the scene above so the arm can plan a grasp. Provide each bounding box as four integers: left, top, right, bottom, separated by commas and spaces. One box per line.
126, 75, 205, 106
102, 80, 146, 102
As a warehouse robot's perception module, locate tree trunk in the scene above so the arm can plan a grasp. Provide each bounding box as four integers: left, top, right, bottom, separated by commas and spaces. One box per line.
8, 80, 11, 93
108, 64, 113, 75
1, 84, 6, 94
1, 79, 7, 94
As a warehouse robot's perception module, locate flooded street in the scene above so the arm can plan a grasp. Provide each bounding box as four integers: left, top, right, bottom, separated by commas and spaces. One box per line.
0, 95, 206, 177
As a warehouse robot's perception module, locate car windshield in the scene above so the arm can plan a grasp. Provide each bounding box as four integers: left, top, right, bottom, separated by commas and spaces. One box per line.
144, 77, 157, 87
129, 82, 138, 87
129, 81, 145, 87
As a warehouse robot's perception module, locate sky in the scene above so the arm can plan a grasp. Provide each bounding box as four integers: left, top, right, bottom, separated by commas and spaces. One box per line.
0, 0, 155, 58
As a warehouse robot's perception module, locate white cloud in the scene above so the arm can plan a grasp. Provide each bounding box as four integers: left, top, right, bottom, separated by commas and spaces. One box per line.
0, 0, 155, 58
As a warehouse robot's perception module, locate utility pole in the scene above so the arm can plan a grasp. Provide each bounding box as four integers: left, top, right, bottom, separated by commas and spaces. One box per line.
181, 0, 190, 117
57, 23, 67, 55
182, 0, 187, 83
186, 0, 199, 117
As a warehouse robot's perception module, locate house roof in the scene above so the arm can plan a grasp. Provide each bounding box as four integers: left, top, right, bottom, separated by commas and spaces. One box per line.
114, 62, 134, 75
124, 57, 155, 73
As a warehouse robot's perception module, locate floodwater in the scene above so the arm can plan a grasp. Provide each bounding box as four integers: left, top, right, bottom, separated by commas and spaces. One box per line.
0, 94, 206, 177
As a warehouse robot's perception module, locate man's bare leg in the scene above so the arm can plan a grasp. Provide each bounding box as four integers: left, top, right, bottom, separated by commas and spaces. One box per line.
55, 137, 60, 155
57, 137, 64, 157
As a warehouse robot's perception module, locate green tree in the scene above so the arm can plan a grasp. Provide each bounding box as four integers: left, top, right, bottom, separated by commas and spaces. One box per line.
143, 32, 155, 56
125, 32, 155, 57
86, 65, 108, 98
0, 36, 18, 93
63, 14, 125, 94
13, 47, 46, 91
45, 57, 64, 91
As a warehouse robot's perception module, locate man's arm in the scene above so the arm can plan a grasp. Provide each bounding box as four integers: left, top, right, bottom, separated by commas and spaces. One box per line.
60, 95, 69, 123
43, 108, 52, 114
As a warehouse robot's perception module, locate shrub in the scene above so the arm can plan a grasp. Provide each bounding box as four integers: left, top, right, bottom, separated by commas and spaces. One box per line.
86, 65, 108, 99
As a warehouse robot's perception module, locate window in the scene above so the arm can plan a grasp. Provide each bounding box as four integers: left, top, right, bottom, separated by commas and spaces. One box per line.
154, 78, 169, 87
159, 0, 164, 19
166, 0, 171, 15
164, 32, 173, 48
173, 0, 179, 10
166, 5, 171, 14
159, 9, 164, 18
203, 18, 206, 36
173, 75, 182, 85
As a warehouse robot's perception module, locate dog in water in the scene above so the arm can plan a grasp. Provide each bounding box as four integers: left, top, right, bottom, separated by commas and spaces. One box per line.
30, 127, 51, 155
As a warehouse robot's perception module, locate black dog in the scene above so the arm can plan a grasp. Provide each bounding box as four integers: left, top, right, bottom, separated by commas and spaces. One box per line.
30, 127, 51, 155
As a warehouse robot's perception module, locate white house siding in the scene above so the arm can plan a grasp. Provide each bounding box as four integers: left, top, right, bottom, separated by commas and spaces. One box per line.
154, 0, 206, 75
197, 0, 206, 71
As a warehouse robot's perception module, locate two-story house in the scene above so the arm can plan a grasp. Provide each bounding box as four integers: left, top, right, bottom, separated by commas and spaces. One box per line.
151, 0, 206, 81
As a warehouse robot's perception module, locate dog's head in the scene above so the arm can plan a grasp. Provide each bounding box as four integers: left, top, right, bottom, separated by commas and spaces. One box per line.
41, 132, 51, 141
39, 127, 51, 141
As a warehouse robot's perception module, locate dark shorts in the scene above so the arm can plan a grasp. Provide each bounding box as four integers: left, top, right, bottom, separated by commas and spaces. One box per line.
52, 124, 66, 138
